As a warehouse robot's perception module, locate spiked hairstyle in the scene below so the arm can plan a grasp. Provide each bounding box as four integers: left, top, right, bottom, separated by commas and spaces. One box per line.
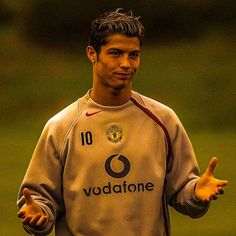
88, 9, 145, 55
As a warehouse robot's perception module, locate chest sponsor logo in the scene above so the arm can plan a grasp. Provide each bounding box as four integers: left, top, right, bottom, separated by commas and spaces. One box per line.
83, 154, 155, 197
105, 154, 130, 178
83, 181, 154, 197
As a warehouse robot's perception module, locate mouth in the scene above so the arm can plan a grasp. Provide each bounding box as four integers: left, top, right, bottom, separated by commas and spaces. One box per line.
114, 72, 133, 79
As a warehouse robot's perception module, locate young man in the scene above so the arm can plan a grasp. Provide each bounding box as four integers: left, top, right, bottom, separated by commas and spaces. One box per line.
17, 9, 228, 236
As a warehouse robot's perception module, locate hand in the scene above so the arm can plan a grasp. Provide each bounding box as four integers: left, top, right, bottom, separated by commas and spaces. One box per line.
17, 188, 48, 228
195, 157, 228, 203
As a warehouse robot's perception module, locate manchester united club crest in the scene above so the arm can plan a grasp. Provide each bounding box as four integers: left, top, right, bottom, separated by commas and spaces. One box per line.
106, 125, 123, 143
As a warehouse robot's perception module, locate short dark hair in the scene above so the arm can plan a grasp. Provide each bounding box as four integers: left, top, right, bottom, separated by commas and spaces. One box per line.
88, 8, 145, 54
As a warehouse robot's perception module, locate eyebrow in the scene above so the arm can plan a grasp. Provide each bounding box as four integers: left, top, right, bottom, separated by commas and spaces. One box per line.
107, 47, 141, 53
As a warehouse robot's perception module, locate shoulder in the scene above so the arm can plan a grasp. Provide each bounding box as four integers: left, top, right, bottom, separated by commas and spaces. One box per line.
37, 100, 80, 158
49, 101, 78, 125
131, 91, 187, 142
46, 100, 79, 131
41, 93, 90, 158
131, 91, 179, 125
46, 91, 90, 130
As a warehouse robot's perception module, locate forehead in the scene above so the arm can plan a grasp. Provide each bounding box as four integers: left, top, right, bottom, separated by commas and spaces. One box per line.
102, 33, 141, 52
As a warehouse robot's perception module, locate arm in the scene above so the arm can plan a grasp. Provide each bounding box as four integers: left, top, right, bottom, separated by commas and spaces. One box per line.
165, 113, 228, 218
165, 113, 210, 218
17, 120, 65, 235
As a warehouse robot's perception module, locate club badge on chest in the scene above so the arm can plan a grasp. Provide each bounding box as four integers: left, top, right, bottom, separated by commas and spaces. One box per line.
106, 125, 123, 143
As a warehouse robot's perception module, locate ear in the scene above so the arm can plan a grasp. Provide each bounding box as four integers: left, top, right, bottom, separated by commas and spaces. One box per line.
86, 46, 97, 64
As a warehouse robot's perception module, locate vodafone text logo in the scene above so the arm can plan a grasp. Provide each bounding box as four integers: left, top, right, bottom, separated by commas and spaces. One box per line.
82, 153, 155, 197
105, 154, 130, 178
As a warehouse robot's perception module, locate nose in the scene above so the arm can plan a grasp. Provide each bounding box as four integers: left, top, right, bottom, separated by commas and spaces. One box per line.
120, 56, 131, 69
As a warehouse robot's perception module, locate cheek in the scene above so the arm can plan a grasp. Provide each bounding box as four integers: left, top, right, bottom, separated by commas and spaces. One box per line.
133, 61, 140, 71
100, 60, 116, 73
96, 61, 113, 78
136, 58, 141, 67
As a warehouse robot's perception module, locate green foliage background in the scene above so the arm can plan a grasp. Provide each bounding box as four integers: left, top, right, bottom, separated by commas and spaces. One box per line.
0, 1, 235, 235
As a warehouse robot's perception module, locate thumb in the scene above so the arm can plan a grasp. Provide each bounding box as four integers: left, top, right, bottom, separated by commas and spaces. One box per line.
206, 156, 218, 175
23, 188, 33, 205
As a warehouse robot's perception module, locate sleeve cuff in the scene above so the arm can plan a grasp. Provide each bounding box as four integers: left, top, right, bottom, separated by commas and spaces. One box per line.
186, 181, 210, 213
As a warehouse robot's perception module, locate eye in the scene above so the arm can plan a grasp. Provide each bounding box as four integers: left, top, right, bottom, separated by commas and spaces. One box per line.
108, 50, 122, 56
130, 52, 140, 59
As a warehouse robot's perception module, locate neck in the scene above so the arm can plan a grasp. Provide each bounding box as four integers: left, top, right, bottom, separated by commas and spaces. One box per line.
90, 85, 132, 106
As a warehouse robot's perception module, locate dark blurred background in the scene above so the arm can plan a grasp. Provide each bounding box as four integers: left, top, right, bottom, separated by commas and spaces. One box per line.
0, 1, 235, 235
2, 0, 236, 45
1, 0, 235, 129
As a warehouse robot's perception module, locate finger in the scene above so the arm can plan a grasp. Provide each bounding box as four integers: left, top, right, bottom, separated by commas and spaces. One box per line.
23, 188, 33, 205
29, 214, 41, 226
206, 157, 218, 175
17, 210, 25, 218
218, 188, 224, 195
36, 215, 48, 227
212, 195, 218, 200
217, 180, 228, 187
203, 198, 211, 203
22, 216, 32, 225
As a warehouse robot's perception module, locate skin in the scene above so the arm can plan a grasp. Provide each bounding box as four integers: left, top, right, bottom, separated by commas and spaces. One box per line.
17, 188, 48, 228
17, 33, 228, 229
195, 157, 228, 202
86, 33, 141, 106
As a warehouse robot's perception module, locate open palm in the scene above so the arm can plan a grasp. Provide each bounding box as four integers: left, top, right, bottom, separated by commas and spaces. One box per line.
195, 157, 228, 203
17, 188, 48, 227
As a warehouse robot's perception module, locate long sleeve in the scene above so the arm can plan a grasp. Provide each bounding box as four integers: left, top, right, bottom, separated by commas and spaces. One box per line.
165, 111, 210, 218
17, 120, 65, 235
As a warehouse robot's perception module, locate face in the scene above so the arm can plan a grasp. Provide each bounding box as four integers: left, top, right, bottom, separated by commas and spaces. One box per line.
87, 34, 141, 91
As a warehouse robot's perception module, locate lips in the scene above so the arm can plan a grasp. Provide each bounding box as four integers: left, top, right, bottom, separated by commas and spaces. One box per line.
114, 72, 133, 79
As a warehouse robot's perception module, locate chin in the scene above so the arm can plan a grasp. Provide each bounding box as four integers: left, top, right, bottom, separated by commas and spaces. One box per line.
103, 77, 132, 91
111, 84, 126, 91
113, 80, 131, 90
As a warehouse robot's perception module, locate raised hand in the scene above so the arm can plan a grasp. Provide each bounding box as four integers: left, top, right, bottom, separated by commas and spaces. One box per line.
195, 157, 228, 203
17, 188, 48, 228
